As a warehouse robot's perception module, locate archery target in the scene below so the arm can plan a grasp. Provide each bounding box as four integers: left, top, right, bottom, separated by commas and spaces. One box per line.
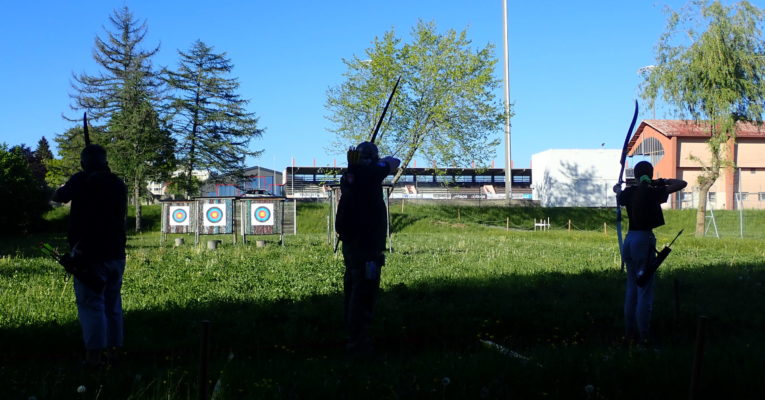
169, 206, 190, 226
203, 204, 226, 227
252, 204, 274, 226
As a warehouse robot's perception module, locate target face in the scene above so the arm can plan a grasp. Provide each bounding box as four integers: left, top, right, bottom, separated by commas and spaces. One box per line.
169, 206, 190, 226
203, 203, 227, 227
252, 203, 274, 226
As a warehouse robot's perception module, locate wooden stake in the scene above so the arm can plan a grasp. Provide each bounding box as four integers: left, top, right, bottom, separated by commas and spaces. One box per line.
506, 217, 509, 231
674, 279, 680, 326
568, 219, 571, 231
689, 316, 709, 400
199, 320, 211, 400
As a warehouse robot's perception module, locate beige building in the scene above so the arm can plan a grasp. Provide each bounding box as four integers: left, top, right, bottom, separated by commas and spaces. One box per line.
628, 120, 765, 210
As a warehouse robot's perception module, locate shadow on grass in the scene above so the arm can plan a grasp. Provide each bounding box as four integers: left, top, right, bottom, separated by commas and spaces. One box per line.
1, 261, 763, 399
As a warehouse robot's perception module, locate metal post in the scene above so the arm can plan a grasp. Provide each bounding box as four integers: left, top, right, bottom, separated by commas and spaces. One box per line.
502, 0, 512, 202
738, 168, 743, 238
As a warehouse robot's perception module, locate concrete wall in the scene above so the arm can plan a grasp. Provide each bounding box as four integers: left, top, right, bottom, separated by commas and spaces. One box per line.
532, 149, 621, 207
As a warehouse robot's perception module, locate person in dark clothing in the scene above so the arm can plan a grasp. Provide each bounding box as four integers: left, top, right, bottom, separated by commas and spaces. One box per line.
613, 161, 686, 345
53, 144, 127, 366
335, 141, 400, 354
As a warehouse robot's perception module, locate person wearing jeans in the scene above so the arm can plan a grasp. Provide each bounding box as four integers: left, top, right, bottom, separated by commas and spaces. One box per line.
54, 144, 127, 366
622, 230, 656, 342
614, 161, 686, 345
73, 259, 126, 356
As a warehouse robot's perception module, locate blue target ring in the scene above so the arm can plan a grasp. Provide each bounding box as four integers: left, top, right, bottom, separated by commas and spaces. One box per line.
206, 206, 224, 223
254, 206, 271, 222
172, 209, 188, 223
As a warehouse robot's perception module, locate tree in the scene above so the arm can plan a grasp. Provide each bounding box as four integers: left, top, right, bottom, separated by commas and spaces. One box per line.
0, 144, 50, 234
35, 137, 53, 164
108, 97, 176, 224
641, 0, 765, 236
164, 40, 263, 198
326, 21, 506, 184
47, 125, 107, 187
67, 6, 174, 231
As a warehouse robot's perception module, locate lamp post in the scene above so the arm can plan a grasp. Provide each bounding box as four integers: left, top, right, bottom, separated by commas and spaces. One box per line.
502, 0, 512, 202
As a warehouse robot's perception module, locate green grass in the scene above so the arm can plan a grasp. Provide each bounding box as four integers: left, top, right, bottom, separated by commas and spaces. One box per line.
0, 203, 763, 398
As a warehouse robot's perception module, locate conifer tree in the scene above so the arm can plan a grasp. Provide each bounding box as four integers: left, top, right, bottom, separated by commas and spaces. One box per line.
67, 6, 174, 231
164, 40, 263, 197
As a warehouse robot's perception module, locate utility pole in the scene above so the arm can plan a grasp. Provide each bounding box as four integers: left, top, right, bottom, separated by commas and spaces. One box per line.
502, 0, 513, 202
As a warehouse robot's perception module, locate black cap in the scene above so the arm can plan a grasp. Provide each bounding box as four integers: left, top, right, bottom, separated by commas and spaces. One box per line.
355, 141, 379, 163
633, 161, 653, 181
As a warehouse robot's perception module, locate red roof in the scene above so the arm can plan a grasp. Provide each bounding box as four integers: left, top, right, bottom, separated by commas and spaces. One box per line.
628, 119, 765, 150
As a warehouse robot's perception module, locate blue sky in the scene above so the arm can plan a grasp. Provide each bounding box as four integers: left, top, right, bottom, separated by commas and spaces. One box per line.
0, 0, 705, 171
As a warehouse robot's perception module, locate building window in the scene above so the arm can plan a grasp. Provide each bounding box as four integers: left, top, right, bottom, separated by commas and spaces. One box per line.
759, 192, 765, 201
512, 175, 531, 184
738, 192, 749, 201
708, 192, 716, 203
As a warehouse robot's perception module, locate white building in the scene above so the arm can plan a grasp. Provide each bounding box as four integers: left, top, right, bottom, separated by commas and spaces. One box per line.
531, 149, 621, 207
146, 169, 211, 197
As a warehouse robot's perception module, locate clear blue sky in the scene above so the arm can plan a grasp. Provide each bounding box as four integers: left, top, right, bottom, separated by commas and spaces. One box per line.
0, 0, 701, 171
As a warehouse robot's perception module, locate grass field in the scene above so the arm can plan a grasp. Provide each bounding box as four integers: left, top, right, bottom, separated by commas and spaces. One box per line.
0, 203, 763, 399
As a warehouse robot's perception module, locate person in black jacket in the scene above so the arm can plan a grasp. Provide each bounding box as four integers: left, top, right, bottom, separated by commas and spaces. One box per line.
614, 161, 686, 345
53, 144, 127, 366
335, 141, 400, 354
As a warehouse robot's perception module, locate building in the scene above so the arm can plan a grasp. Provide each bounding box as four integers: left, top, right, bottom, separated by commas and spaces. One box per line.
283, 166, 533, 200
201, 166, 284, 197
147, 169, 211, 198
531, 149, 622, 207
628, 120, 765, 210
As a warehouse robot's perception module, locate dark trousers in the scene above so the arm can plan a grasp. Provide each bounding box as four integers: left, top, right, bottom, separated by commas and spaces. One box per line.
342, 245, 383, 347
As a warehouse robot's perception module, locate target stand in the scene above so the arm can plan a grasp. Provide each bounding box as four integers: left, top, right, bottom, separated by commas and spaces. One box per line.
239, 197, 286, 245
160, 200, 197, 245
193, 197, 237, 246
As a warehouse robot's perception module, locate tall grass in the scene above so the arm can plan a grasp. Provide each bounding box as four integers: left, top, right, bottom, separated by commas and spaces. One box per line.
0, 203, 762, 398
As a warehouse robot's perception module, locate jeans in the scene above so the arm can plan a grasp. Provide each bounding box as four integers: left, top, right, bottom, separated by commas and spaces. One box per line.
623, 230, 656, 342
342, 245, 383, 348
73, 259, 126, 350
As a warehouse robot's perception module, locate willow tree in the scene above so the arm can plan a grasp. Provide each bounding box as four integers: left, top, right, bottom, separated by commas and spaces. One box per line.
641, 0, 765, 236
326, 21, 505, 184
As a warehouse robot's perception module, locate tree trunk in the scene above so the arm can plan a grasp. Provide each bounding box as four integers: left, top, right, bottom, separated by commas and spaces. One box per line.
695, 179, 714, 237
134, 175, 142, 232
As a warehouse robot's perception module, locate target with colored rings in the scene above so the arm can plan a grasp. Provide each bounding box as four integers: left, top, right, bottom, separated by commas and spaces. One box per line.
202, 203, 227, 227
173, 209, 187, 222
254, 206, 271, 222
168, 206, 190, 226
206, 207, 223, 223
251, 203, 274, 226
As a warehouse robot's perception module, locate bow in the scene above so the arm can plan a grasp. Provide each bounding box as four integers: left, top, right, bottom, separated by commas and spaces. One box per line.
83, 112, 91, 146
616, 100, 638, 271
369, 76, 401, 144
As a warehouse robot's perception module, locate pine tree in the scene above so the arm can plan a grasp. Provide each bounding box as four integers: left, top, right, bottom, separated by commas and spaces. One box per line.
164, 40, 263, 197
34, 137, 53, 162
67, 6, 175, 231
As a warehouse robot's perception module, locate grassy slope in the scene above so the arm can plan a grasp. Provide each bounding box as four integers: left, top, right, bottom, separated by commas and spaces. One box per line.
0, 203, 763, 398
